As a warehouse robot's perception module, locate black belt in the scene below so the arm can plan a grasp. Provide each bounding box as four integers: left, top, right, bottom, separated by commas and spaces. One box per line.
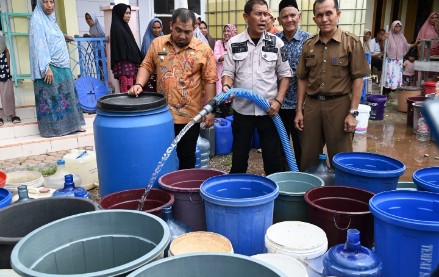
307, 94, 348, 101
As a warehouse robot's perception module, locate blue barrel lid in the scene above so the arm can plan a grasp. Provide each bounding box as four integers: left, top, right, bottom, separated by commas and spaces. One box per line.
75, 77, 108, 113
369, 190, 439, 232
413, 166, 439, 192
97, 93, 167, 113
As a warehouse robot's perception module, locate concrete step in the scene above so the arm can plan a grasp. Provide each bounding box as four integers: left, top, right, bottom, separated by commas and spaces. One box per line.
0, 106, 96, 160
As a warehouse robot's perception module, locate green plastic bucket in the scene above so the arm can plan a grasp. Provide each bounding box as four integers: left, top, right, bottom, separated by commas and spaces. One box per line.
127, 253, 287, 276
267, 172, 324, 223
11, 210, 170, 277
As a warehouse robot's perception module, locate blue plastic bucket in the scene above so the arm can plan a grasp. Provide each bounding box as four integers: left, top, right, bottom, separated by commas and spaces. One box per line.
333, 152, 406, 193
267, 172, 324, 223
214, 118, 233, 155
200, 174, 279, 255
413, 166, 439, 192
0, 188, 12, 208
94, 93, 178, 196
370, 190, 439, 277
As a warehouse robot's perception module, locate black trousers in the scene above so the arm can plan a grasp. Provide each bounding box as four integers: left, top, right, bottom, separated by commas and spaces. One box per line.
174, 123, 200, 170
230, 111, 283, 175
279, 108, 302, 170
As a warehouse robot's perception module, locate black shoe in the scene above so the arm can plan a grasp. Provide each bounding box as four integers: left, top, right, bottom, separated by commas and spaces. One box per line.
0, 118, 3, 126
12, 116, 21, 124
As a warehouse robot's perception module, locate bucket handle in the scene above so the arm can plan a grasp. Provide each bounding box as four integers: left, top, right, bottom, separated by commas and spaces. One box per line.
333, 214, 352, 231
189, 192, 203, 203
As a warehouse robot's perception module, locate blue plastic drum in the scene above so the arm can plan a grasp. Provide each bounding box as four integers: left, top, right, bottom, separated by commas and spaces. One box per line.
200, 174, 279, 256
413, 166, 439, 192
94, 93, 178, 196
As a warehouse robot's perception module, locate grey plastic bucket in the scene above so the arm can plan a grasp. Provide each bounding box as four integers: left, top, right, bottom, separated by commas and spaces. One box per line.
127, 253, 288, 277
0, 197, 100, 269
267, 172, 324, 223
11, 210, 170, 277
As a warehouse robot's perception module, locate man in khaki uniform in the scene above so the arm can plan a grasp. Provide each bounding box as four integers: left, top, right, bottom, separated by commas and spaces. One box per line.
222, 0, 292, 175
294, 0, 370, 171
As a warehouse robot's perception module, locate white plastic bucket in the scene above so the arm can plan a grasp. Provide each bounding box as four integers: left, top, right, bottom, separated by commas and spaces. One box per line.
355, 104, 371, 133
265, 221, 328, 277
169, 231, 233, 256
63, 149, 98, 190
252, 254, 308, 277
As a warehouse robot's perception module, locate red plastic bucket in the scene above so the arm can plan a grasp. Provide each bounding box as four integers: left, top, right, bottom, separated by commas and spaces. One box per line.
99, 188, 174, 218
0, 171, 5, 187
304, 186, 375, 248
423, 81, 436, 95
406, 96, 426, 127
158, 169, 225, 231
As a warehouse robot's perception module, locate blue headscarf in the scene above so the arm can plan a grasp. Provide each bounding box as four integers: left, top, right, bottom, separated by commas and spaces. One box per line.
29, 0, 70, 80
141, 18, 163, 58
88, 13, 105, 37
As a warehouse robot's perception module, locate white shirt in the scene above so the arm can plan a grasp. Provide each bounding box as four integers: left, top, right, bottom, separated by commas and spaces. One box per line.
222, 30, 293, 115
369, 38, 382, 54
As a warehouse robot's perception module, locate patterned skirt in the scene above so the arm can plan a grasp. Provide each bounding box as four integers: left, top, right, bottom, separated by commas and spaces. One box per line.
34, 66, 85, 137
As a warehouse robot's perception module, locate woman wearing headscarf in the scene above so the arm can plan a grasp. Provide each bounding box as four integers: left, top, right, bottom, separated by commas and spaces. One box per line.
0, 35, 20, 125
141, 18, 163, 58
110, 3, 141, 93
140, 18, 163, 92
214, 24, 237, 117
362, 29, 372, 94
84, 13, 105, 37
29, 0, 85, 137
199, 21, 215, 50
383, 20, 419, 94
416, 12, 439, 56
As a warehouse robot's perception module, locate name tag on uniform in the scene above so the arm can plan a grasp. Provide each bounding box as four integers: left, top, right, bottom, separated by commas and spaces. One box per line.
231, 42, 248, 53
158, 51, 168, 56
262, 46, 278, 53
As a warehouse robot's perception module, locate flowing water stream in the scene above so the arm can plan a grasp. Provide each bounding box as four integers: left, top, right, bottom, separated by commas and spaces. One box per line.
137, 120, 196, 210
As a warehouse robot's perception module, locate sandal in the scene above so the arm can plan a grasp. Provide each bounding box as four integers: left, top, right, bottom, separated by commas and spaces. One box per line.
12, 116, 21, 124
77, 128, 86, 133
0, 118, 3, 126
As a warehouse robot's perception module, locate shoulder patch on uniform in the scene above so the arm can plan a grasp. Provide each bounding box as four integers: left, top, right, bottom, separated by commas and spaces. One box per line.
344, 31, 360, 42
280, 46, 287, 62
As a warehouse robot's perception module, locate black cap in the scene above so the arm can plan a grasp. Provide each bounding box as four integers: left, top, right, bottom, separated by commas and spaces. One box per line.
279, 0, 299, 12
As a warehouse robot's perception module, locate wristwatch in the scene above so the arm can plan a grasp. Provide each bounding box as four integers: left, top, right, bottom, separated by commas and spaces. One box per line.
349, 110, 359, 117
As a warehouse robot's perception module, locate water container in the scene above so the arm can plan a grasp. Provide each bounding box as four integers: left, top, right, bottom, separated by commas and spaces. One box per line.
252, 254, 308, 277
412, 166, 439, 192
158, 168, 225, 231
214, 118, 233, 155
45, 160, 82, 189
200, 174, 279, 255
52, 174, 90, 199
323, 229, 382, 276
423, 81, 436, 94
265, 221, 328, 277
63, 150, 98, 190
162, 205, 191, 257
169, 231, 233, 256
0, 188, 12, 208
197, 136, 210, 168
366, 95, 387, 120
128, 253, 288, 277
369, 190, 439, 277
195, 145, 201, 168
15, 185, 33, 203
0, 198, 100, 269
94, 93, 178, 196
406, 96, 427, 127
10, 210, 171, 276
304, 154, 335, 186
200, 124, 215, 158
333, 152, 406, 193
